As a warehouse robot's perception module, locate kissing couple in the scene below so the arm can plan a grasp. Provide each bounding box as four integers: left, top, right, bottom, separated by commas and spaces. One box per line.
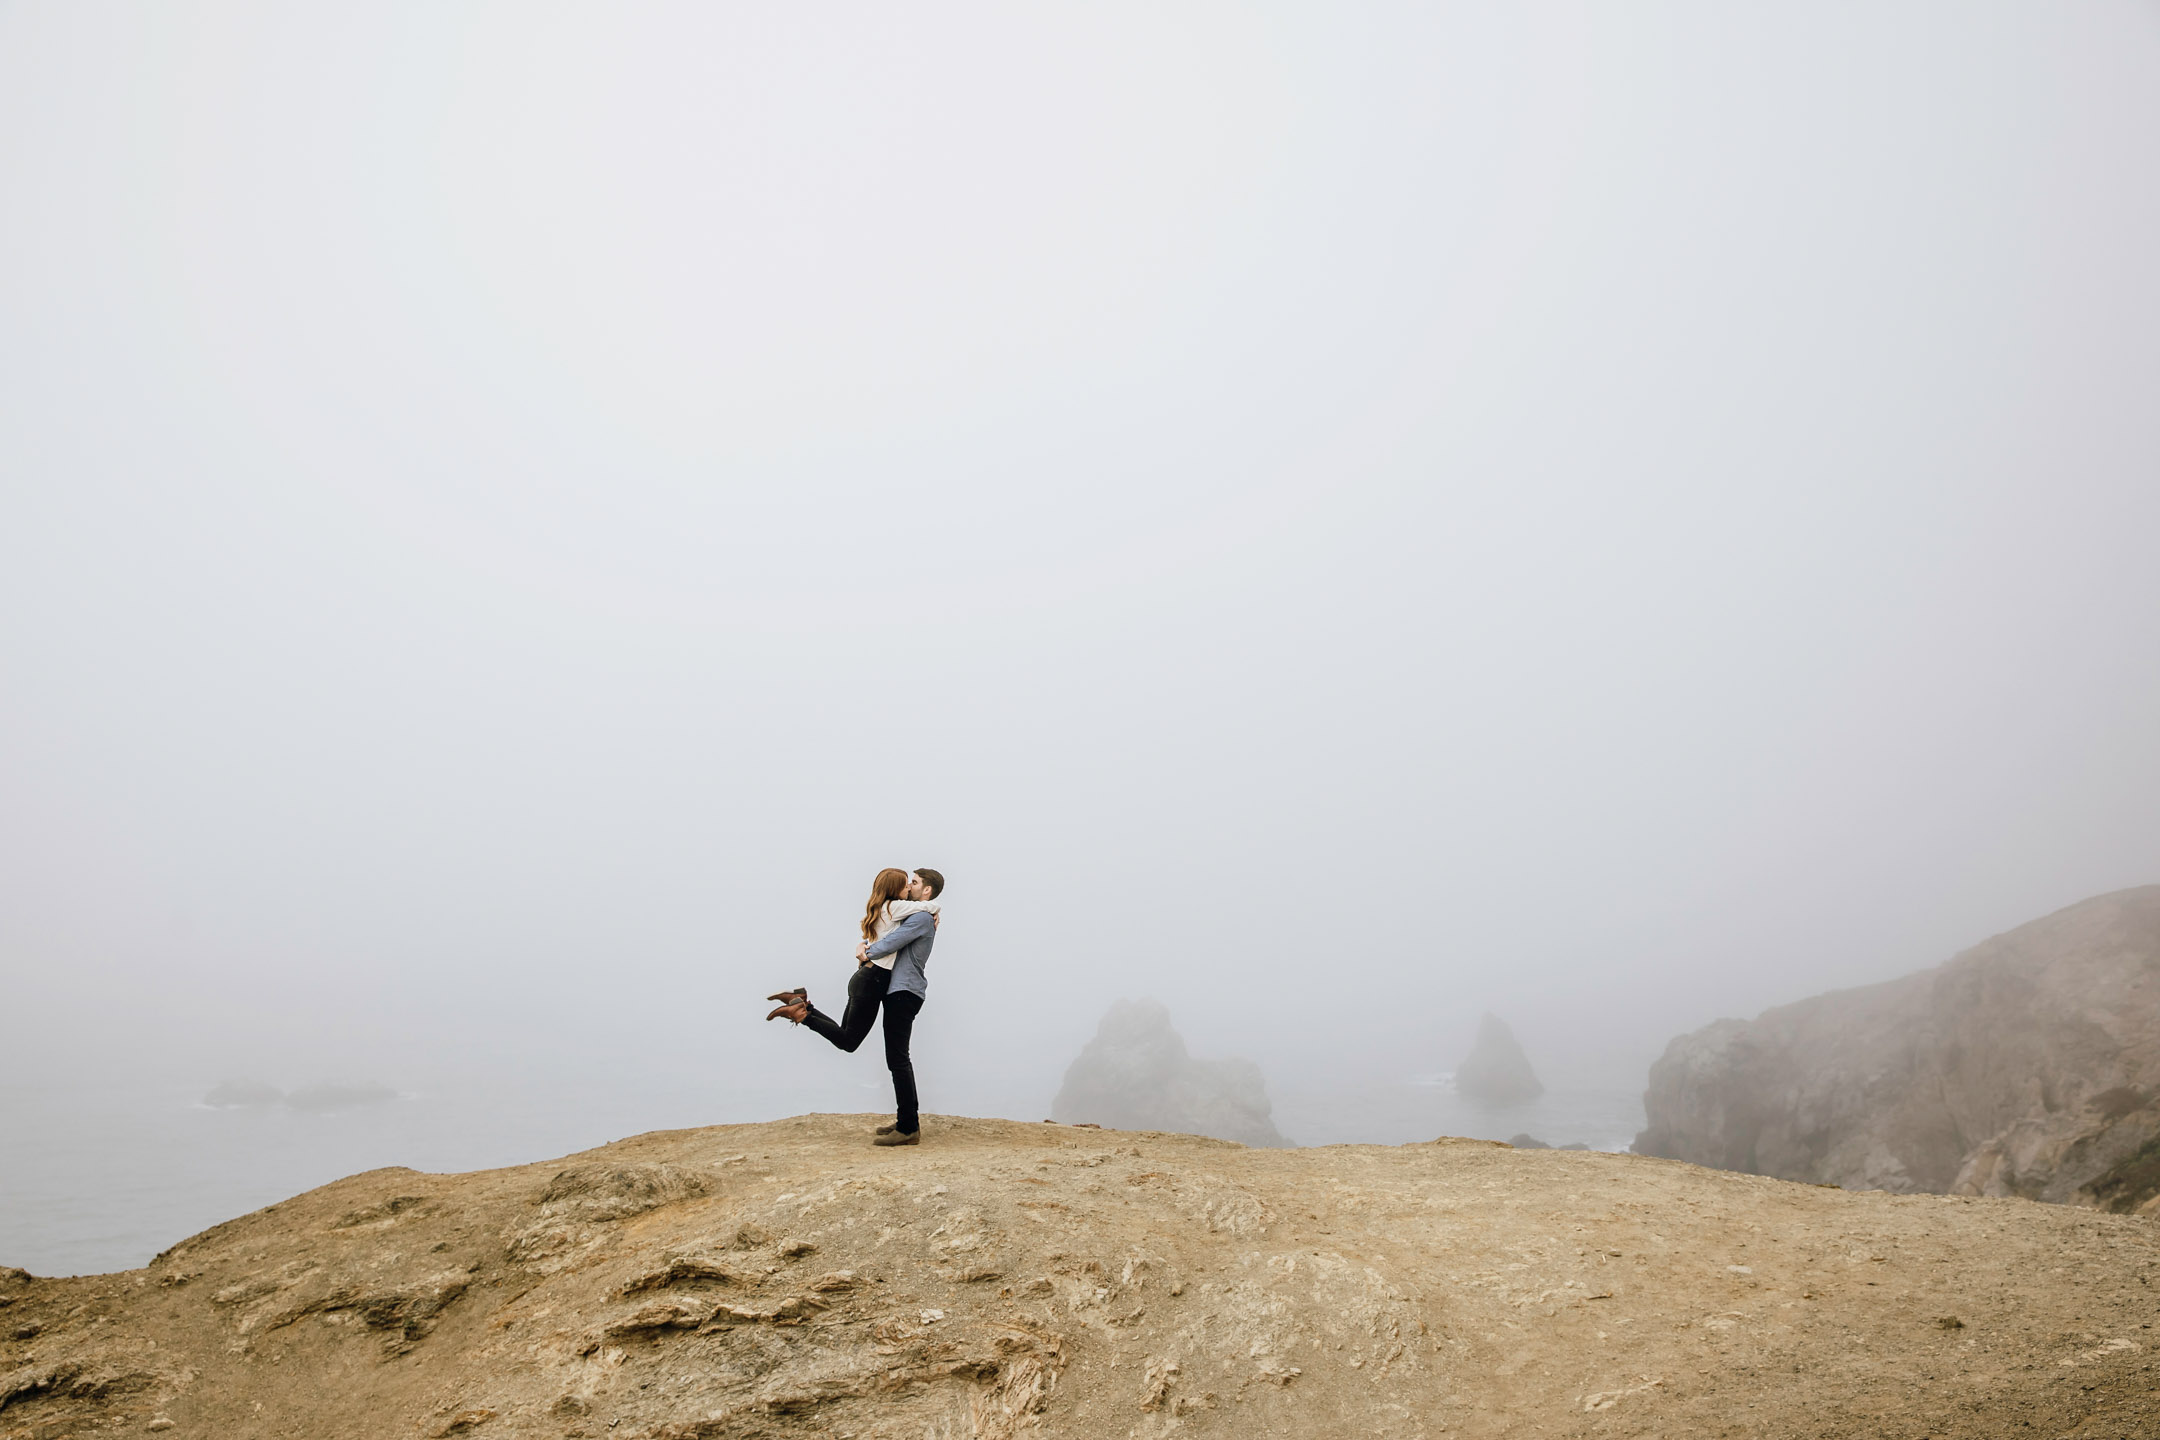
766, 867, 943, 1147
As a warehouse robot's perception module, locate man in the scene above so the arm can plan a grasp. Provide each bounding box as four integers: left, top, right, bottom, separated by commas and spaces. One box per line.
851, 867, 942, 1146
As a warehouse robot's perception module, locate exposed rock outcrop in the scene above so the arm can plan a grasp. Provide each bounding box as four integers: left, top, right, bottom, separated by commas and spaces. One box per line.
1455, 1012, 1544, 1104
1508, 1134, 1590, 1151
2, 1114, 2157, 1439
1636, 885, 2160, 1211
1051, 998, 1287, 1146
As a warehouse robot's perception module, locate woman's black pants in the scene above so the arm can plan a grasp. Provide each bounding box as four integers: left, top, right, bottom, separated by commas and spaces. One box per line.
802, 965, 888, 1053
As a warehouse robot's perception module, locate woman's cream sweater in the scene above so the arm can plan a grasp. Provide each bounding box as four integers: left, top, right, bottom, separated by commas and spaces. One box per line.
864, 898, 939, 971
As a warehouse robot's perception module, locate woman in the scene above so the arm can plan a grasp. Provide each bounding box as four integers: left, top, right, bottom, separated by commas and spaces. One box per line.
766, 867, 943, 1145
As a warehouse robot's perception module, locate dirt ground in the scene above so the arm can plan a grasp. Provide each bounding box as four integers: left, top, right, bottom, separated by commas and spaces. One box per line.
4, 1113, 2156, 1439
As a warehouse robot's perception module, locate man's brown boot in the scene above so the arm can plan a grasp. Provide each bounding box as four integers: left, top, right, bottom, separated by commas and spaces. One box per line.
765, 1002, 810, 1024
765, 987, 807, 1004
872, 1129, 919, 1146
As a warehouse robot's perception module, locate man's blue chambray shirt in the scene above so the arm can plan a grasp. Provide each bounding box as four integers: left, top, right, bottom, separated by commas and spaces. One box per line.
863, 909, 936, 1001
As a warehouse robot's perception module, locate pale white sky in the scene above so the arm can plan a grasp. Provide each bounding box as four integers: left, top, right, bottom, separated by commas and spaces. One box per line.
3, 2, 2158, 1113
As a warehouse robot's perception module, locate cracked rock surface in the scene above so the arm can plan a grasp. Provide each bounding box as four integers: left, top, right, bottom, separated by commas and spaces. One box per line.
2, 1113, 2156, 1438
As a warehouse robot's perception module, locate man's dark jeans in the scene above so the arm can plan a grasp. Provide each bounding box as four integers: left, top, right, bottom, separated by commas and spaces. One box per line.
882, 991, 924, 1135
803, 965, 889, 1053
804, 968, 922, 1135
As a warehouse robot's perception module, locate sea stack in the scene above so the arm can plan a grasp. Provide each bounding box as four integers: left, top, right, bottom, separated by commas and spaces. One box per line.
1052, 998, 1287, 1146
1455, 1012, 1544, 1104
202, 1080, 283, 1108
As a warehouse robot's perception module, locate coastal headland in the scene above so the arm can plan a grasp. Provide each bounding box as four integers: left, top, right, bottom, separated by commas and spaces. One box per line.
3, 1114, 2155, 1438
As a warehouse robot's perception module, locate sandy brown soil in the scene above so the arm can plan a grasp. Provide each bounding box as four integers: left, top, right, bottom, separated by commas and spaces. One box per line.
4, 1114, 2156, 1439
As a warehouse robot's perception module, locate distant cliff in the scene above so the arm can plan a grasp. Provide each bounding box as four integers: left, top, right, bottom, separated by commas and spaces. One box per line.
1636, 886, 2160, 1211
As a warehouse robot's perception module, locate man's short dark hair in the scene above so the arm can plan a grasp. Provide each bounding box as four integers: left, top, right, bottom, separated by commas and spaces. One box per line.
912, 868, 944, 899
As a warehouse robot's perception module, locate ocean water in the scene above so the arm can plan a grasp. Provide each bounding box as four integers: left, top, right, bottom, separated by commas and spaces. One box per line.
0, 1075, 823, 1279
1270, 1072, 1646, 1153
0, 1070, 1645, 1278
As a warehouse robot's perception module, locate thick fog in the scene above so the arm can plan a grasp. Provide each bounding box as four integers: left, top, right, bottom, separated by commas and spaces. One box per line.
5, 4, 2160, 1266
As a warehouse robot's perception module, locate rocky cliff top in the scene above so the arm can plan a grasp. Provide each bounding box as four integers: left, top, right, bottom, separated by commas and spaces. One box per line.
4, 1113, 2157, 1439
1637, 885, 2160, 1208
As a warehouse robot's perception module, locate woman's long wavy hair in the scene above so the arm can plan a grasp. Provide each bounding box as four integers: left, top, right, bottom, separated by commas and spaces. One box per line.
860, 868, 911, 942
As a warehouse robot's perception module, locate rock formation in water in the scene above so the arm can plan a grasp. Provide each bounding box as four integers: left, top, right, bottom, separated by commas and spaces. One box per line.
3, 1114, 2157, 1439
1636, 885, 2160, 1212
1051, 999, 1287, 1147
1454, 1012, 1544, 1104
1508, 1134, 1591, 1151
202, 1080, 282, 1108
